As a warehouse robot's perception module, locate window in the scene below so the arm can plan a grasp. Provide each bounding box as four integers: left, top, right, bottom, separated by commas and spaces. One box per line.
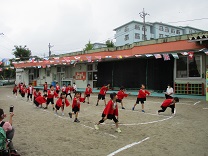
159, 34, 163, 38
88, 72, 93, 80
189, 30, 193, 34
135, 24, 140, 30
159, 26, 163, 31
171, 28, 175, 33
142, 26, 147, 31
176, 56, 201, 78
165, 35, 169, 37
135, 33, 140, 39
124, 26, 129, 32
87, 64, 93, 71
142, 34, 147, 40
165, 27, 169, 32
176, 30, 181, 34
46, 69, 50, 77
124, 34, 129, 41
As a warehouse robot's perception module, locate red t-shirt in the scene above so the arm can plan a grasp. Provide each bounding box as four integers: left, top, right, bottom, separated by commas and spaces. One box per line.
117, 90, 128, 100
35, 96, 47, 104
43, 84, 48, 90
56, 85, 60, 91
34, 91, 41, 98
161, 99, 174, 107
27, 86, 34, 94
56, 98, 70, 107
103, 100, 118, 116
72, 97, 85, 109
66, 87, 73, 94
137, 89, 150, 98
99, 86, 108, 95
47, 90, 58, 99
85, 87, 92, 95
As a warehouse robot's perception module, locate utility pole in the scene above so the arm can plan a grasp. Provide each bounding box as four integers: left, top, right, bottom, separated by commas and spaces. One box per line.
48, 43, 54, 57
139, 8, 149, 41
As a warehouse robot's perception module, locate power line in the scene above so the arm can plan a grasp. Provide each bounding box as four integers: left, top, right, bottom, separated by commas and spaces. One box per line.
167, 17, 208, 24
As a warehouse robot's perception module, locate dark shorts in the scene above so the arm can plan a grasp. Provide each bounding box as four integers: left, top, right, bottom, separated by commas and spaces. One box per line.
56, 90, 60, 94
21, 93, 25, 97
101, 114, 118, 123
86, 94, 90, 97
72, 106, 80, 113
98, 94, 105, 100
55, 105, 63, 110
116, 99, 122, 103
13, 90, 17, 94
47, 98, 54, 104
27, 94, 32, 99
136, 98, 146, 104
34, 100, 39, 107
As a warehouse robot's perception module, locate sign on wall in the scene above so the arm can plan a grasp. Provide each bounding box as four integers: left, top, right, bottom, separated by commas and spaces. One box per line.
75, 72, 86, 80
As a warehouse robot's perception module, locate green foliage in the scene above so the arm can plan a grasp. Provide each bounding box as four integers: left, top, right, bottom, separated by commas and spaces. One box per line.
83, 41, 93, 52
105, 40, 115, 48
13, 45, 31, 61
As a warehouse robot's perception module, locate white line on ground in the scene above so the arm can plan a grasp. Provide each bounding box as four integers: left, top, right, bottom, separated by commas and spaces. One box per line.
203, 108, 208, 109
107, 137, 150, 156
194, 101, 201, 105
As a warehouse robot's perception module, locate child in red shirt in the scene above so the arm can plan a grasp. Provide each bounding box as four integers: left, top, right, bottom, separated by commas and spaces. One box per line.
116, 86, 129, 109
68, 92, 85, 122
43, 82, 48, 94
34, 94, 48, 108
33, 88, 41, 103
55, 82, 60, 95
94, 92, 121, 133
44, 85, 59, 110
55, 92, 70, 116
96, 84, 110, 106
83, 84, 92, 104
66, 84, 73, 100
158, 97, 179, 115
21, 84, 27, 99
132, 84, 150, 112
13, 84, 18, 97
27, 83, 34, 102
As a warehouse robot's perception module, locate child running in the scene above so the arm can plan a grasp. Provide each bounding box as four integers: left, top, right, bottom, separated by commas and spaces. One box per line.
13, 84, 18, 97
132, 84, 150, 113
34, 94, 48, 108
158, 97, 179, 115
55, 92, 70, 116
44, 85, 59, 110
96, 84, 110, 106
68, 92, 85, 122
66, 84, 73, 100
27, 83, 34, 102
83, 84, 92, 104
55, 82, 60, 95
116, 87, 129, 109
94, 92, 121, 133
33, 88, 41, 104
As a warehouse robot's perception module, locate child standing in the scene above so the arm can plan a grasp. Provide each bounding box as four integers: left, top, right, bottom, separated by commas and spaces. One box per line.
68, 92, 85, 122
44, 85, 59, 110
55, 82, 60, 95
34, 94, 48, 108
94, 92, 121, 133
66, 84, 73, 100
117, 87, 129, 109
27, 83, 34, 102
20, 84, 27, 99
55, 92, 70, 116
132, 84, 150, 113
72, 83, 77, 93
61, 84, 66, 94
43, 82, 48, 94
165, 84, 174, 99
83, 84, 92, 104
158, 97, 179, 115
96, 84, 110, 106
13, 84, 18, 97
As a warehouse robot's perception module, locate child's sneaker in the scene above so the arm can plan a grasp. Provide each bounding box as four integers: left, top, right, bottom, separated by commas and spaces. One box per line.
74, 118, 80, 123
132, 107, 134, 111
87, 102, 89, 104
68, 112, 72, 118
122, 107, 125, 109
96, 103, 98, 106
142, 110, 145, 113
94, 125, 99, 130
54, 111, 58, 115
62, 112, 64, 116
53, 107, 55, 111
115, 128, 121, 133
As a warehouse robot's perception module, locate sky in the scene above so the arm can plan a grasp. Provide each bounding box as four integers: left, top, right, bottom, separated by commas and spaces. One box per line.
0, 0, 207, 59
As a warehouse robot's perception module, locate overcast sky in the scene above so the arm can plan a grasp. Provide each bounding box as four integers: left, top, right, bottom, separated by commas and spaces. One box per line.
0, 0, 207, 59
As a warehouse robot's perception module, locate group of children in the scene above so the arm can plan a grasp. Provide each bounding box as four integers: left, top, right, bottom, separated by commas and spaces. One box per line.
13, 82, 179, 132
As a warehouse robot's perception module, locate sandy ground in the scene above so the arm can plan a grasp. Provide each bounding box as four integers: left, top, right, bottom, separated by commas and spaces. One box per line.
0, 86, 208, 156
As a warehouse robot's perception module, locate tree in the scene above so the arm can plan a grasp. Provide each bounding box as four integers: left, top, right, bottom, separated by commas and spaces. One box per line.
13, 45, 32, 61
106, 40, 115, 48
83, 41, 93, 52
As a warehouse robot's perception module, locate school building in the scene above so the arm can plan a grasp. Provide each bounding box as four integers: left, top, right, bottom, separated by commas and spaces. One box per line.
13, 31, 208, 96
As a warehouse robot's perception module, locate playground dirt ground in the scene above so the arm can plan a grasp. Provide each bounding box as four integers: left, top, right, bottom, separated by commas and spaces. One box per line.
0, 86, 208, 156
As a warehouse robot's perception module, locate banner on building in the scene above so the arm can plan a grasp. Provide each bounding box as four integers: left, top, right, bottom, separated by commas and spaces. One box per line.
154, 54, 162, 59
75, 72, 86, 80
171, 53, 179, 59
188, 51, 194, 60
162, 54, 170, 61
